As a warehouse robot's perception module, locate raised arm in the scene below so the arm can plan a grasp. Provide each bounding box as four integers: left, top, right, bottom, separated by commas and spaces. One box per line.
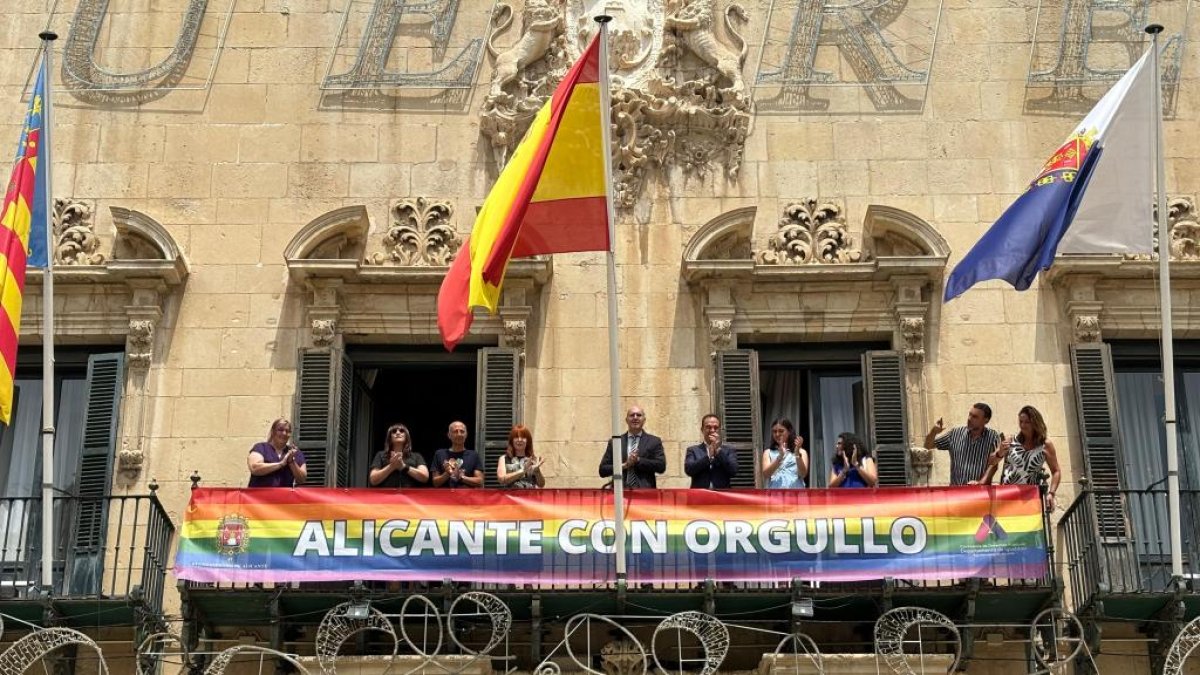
924, 417, 945, 450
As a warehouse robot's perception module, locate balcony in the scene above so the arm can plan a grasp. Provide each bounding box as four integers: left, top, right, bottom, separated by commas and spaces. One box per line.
1060, 487, 1200, 621
0, 487, 174, 632
178, 486, 1060, 671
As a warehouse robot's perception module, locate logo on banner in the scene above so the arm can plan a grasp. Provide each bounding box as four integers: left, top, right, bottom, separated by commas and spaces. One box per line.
974, 514, 1008, 543
216, 514, 250, 556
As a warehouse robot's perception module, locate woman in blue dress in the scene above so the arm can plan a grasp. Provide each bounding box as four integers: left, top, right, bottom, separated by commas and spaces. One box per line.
828, 432, 877, 488
760, 418, 808, 488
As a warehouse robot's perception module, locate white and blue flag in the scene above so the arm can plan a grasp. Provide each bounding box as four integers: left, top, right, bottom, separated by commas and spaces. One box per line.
945, 49, 1157, 302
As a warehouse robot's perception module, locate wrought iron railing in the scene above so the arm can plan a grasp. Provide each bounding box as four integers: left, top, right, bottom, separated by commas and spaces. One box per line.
0, 489, 174, 612
1060, 487, 1200, 613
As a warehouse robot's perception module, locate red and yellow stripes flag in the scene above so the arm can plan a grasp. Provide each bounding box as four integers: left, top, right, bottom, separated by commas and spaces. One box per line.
0, 64, 47, 422
437, 35, 610, 350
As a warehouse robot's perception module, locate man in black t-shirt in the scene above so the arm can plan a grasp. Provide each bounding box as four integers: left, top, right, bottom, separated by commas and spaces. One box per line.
432, 420, 484, 488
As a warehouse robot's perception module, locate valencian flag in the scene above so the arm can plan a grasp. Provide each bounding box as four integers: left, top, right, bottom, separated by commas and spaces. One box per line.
0, 58, 51, 423
945, 48, 1156, 301
437, 35, 610, 350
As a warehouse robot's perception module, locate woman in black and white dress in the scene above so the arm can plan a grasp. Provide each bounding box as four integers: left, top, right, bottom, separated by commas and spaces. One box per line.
982, 405, 1062, 510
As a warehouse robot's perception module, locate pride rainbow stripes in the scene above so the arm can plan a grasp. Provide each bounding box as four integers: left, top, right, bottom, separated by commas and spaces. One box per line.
176, 486, 1047, 584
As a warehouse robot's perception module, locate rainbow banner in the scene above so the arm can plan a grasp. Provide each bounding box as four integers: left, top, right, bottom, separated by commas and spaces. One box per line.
176, 486, 1048, 584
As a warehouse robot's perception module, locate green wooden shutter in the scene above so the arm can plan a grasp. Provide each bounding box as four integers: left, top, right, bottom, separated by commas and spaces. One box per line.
863, 350, 909, 486
334, 353, 353, 488
716, 349, 761, 488
69, 352, 125, 595
476, 348, 520, 489
1070, 343, 1128, 538
1070, 343, 1137, 593
294, 349, 352, 487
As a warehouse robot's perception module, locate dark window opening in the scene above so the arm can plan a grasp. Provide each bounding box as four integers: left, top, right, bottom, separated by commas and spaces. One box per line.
752, 343, 883, 487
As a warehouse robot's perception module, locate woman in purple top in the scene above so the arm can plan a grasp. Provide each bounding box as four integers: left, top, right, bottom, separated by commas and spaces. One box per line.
248, 418, 308, 488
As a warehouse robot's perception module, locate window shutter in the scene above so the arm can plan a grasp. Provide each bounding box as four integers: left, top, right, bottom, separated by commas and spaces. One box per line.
863, 350, 909, 486
294, 348, 352, 487
716, 349, 761, 488
1070, 343, 1128, 538
476, 348, 520, 489
334, 352, 353, 488
69, 352, 125, 595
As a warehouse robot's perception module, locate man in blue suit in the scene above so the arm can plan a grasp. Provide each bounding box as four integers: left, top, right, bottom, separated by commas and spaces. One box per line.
684, 414, 738, 489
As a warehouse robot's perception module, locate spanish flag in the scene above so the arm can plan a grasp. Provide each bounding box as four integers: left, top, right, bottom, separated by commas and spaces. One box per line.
437, 35, 610, 350
0, 60, 48, 422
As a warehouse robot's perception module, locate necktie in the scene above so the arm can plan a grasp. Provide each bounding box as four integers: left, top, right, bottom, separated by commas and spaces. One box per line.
624, 435, 640, 489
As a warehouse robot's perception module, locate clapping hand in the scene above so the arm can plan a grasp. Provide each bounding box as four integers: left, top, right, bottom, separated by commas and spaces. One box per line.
624, 447, 639, 469
388, 451, 405, 469
705, 432, 720, 459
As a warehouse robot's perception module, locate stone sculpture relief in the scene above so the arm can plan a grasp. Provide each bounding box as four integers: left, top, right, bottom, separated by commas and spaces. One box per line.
365, 197, 461, 266
757, 199, 865, 265
53, 199, 106, 266
1124, 196, 1199, 261
481, 0, 753, 207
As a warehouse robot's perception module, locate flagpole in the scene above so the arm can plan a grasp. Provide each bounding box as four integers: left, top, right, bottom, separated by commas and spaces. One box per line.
593, 15, 628, 584
1145, 24, 1182, 581
37, 30, 58, 593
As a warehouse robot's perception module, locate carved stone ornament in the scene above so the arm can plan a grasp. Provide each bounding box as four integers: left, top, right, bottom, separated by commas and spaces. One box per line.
1124, 197, 1200, 261
366, 197, 461, 266
312, 319, 337, 347
118, 441, 144, 478
480, 0, 753, 207
54, 199, 106, 266
1073, 314, 1101, 344
899, 316, 925, 362
757, 199, 865, 265
126, 319, 155, 371
503, 319, 527, 356
709, 318, 733, 352
909, 446, 933, 483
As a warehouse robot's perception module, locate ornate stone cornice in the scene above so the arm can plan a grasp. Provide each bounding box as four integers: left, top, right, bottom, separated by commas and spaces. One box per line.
1046, 199, 1200, 341
757, 199, 864, 265
21, 206, 188, 484
285, 203, 551, 346
365, 198, 461, 267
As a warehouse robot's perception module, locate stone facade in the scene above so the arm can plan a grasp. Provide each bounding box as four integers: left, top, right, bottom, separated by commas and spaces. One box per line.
2, 0, 1200, 672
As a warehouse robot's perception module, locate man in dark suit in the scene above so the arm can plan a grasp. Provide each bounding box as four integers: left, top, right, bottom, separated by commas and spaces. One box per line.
685, 414, 738, 489
599, 406, 667, 488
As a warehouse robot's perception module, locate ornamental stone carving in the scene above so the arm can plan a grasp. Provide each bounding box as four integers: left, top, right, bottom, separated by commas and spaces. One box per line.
1073, 314, 1101, 344
909, 446, 933, 484
312, 319, 337, 347
709, 318, 733, 353
126, 319, 155, 371
1167, 197, 1199, 260
365, 198, 460, 267
502, 319, 528, 357
118, 441, 144, 478
899, 316, 925, 362
1125, 197, 1200, 261
54, 199, 105, 266
481, 0, 752, 207
757, 199, 865, 265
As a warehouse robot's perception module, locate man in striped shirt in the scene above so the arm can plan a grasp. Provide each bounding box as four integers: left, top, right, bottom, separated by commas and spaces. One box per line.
924, 403, 1001, 486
